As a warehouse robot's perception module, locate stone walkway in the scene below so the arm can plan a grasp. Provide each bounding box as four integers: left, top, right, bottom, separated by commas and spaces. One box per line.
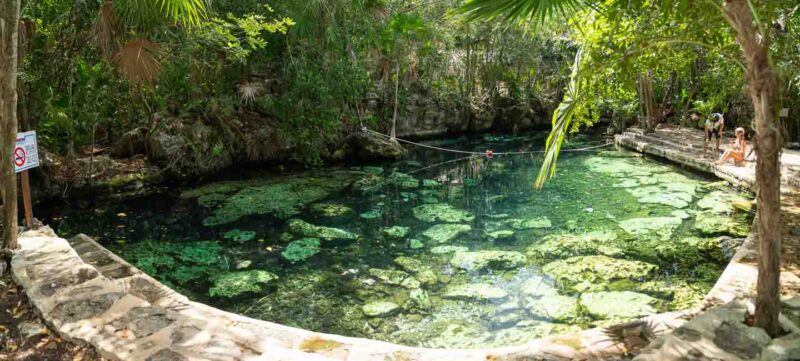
617, 125, 800, 360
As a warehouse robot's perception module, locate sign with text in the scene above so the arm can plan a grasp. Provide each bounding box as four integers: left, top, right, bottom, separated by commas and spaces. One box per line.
14, 131, 39, 173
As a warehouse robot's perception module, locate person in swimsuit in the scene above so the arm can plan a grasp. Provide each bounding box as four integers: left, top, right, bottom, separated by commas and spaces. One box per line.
715, 127, 747, 165
704, 113, 724, 157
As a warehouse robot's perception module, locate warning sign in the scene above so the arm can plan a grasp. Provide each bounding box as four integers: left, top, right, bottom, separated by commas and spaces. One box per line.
14, 131, 39, 173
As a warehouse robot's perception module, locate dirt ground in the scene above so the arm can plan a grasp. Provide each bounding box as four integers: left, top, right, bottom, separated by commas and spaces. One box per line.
0, 263, 104, 361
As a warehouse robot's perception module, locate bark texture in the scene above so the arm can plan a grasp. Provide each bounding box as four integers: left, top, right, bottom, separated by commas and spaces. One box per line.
1, 0, 21, 250
723, 0, 783, 337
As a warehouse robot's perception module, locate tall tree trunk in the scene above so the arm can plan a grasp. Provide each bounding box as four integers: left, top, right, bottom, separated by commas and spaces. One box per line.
1, 0, 21, 250
723, 0, 783, 337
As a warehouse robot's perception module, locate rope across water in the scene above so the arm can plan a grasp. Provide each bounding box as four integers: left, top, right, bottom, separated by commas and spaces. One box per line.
362, 127, 614, 157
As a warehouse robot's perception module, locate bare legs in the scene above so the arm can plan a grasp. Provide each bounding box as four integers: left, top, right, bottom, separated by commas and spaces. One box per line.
715, 150, 744, 165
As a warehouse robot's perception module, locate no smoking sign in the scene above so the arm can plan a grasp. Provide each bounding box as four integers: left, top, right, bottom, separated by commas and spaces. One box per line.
14, 131, 39, 173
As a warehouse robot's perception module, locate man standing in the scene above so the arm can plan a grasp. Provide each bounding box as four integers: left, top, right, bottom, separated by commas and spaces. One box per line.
704, 113, 725, 157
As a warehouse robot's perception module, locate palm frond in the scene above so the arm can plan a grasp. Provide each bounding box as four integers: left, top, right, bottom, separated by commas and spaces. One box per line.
114, 39, 162, 89
455, 0, 585, 24
534, 47, 583, 189
238, 81, 263, 104
113, 0, 207, 28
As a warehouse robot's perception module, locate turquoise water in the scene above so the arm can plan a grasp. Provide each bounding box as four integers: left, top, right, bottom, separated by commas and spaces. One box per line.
44, 133, 754, 348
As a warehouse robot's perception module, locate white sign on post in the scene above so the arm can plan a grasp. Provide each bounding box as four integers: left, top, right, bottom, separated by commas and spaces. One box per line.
779, 108, 789, 118
14, 131, 39, 173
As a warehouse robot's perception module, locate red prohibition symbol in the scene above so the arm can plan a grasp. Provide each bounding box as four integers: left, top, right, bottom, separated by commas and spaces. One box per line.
14, 147, 26, 167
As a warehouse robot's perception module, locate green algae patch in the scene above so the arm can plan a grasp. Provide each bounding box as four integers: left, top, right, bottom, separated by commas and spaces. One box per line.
201, 173, 355, 226
209, 270, 278, 298
299, 337, 345, 353
286, 219, 359, 242
542, 255, 658, 293
310, 203, 354, 218
382, 226, 410, 239
281, 238, 321, 263
449, 250, 526, 272
618, 216, 683, 241
223, 229, 256, 243
412, 203, 475, 223
526, 231, 623, 262
421, 224, 471, 244
580, 291, 658, 320
693, 213, 750, 237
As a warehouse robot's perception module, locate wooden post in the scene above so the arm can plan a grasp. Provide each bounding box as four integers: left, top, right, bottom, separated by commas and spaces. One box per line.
20, 170, 32, 228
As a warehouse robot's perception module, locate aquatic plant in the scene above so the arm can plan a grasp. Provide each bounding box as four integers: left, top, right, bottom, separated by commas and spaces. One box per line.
208, 270, 278, 298
286, 219, 359, 242
281, 238, 321, 263
223, 229, 257, 243
202, 173, 355, 226
115, 240, 228, 288
310, 203, 354, 218
421, 224, 471, 244
381, 226, 410, 240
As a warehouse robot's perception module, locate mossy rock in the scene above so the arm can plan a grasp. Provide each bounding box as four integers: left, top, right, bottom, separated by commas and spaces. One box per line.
430, 245, 468, 254
223, 229, 257, 243
506, 217, 552, 230
408, 238, 424, 249
354, 174, 383, 193
359, 210, 382, 220
181, 179, 266, 199
526, 230, 623, 263
382, 226, 410, 240
697, 190, 750, 214
362, 166, 384, 175
421, 224, 471, 244
394, 256, 438, 285
580, 291, 658, 320
412, 204, 475, 223
362, 301, 401, 317
286, 219, 359, 243
309, 203, 354, 218
693, 213, 750, 237
524, 295, 580, 323
201, 173, 355, 226
449, 250, 526, 272
208, 270, 278, 298
542, 255, 658, 294
368, 268, 420, 289
387, 172, 420, 189
485, 230, 515, 240
197, 193, 227, 208
281, 238, 321, 263
618, 216, 683, 241
443, 284, 509, 302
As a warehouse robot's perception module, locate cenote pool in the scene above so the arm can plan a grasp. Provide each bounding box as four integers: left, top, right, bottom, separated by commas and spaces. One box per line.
43, 133, 755, 349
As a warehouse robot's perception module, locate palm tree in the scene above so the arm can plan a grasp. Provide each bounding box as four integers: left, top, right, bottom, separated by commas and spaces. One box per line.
457, 0, 785, 337
0, 0, 208, 252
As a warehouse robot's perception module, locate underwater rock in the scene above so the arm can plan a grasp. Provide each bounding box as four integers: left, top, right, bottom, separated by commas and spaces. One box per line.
197, 193, 227, 208
412, 204, 475, 223
394, 257, 438, 285
449, 250, 526, 272
618, 216, 683, 241
359, 210, 382, 220
201, 173, 354, 226
671, 210, 691, 220
697, 190, 751, 215
382, 226, 410, 240
520, 276, 559, 300
387, 172, 420, 189
505, 217, 552, 230
488, 312, 523, 330
368, 268, 421, 289
362, 301, 402, 317
353, 174, 383, 193
524, 295, 580, 323
541, 255, 657, 293
526, 230, 623, 262
408, 238, 424, 249
208, 270, 278, 298
281, 238, 321, 263
223, 229, 257, 243
485, 230, 515, 240
286, 219, 359, 242
627, 186, 692, 208
409, 289, 432, 310
309, 203, 354, 218
693, 213, 750, 237
613, 179, 640, 188
430, 245, 469, 254
422, 224, 471, 244
443, 284, 509, 302
580, 291, 658, 320
362, 166, 384, 175
422, 179, 440, 188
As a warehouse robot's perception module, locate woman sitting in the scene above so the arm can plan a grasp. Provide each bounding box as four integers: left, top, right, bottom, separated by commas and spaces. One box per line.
715, 127, 747, 165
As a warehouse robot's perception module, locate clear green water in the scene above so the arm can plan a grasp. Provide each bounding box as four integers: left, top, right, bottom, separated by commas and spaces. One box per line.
44, 133, 754, 349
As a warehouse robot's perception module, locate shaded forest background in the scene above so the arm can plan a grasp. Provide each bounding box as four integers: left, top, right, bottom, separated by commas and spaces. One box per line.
15, 0, 800, 180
